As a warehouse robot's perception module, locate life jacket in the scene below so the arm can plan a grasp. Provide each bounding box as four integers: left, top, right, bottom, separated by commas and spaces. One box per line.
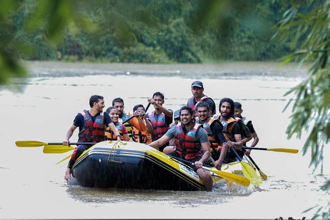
78, 110, 105, 142
187, 95, 210, 111
175, 123, 202, 160
149, 111, 168, 140
120, 112, 133, 139
220, 117, 237, 142
105, 123, 125, 141
130, 117, 152, 144
242, 117, 251, 125
132, 126, 152, 144
197, 117, 221, 151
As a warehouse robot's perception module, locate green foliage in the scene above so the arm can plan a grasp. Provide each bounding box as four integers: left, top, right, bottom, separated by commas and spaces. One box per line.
276, 0, 330, 218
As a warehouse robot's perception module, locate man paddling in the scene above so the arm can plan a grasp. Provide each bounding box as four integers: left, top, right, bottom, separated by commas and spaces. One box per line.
147, 92, 173, 151
64, 95, 121, 181
187, 81, 216, 115
216, 98, 243, 163
149, 106, 213, 191
196, 102, 228, 170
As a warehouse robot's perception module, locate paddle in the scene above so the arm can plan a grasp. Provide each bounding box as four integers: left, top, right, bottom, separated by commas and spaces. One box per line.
243, 146, 298, 154
43, 145, 75, 154
231, 147, 262, 186
170, 156, 250, 187
245, 155, 267, 180
15, 140, 96, 147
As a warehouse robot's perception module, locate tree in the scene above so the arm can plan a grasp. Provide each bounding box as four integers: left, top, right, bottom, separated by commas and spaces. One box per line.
276, 0, 330, 219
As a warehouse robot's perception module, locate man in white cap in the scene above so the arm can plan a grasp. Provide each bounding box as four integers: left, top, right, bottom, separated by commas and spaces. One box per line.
187, 80, 216, 115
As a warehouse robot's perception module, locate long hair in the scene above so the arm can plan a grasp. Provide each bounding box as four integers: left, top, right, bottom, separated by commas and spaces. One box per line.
219, 97, 235, 117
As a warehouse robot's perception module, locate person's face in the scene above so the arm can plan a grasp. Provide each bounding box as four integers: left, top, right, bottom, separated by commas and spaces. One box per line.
109, 109, 119, 123
95, 99, 105, 112
174, 118, 179, 125
197, 106, 209, 122
234, 108, 243, 118
153, 95, 164, 109
191, 86, 204, 99
180, 110, 193, 125
113, 102, 124, 116
136, 107, 145, 117
220, 102, 232, 119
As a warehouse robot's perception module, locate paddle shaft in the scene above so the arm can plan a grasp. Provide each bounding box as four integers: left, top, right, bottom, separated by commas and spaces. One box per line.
246, 155, 260, 170
122, 103, 150, 124
50, 142, 96, 146
243, 146, 298, 153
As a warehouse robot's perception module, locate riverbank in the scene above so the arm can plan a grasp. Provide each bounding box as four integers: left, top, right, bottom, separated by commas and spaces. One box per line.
23, 61, 310, 78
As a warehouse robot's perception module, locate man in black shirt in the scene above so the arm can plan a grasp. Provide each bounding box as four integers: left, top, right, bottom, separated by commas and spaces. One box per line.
196, 102, 228, 170
234, 102, 259, 156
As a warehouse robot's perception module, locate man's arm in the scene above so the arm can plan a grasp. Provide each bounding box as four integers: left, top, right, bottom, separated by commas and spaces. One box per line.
63, 125, 77, 146
148, 99, 173, 117
149, 135, 171, 150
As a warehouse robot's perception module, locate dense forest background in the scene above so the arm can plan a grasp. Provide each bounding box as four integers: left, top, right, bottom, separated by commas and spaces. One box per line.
10, 0, 295, 63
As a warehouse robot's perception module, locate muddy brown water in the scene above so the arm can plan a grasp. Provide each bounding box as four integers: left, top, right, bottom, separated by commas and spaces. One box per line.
0, 61, 328, 219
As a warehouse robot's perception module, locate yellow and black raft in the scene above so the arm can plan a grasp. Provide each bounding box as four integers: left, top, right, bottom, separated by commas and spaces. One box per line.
70, 141, 248, 190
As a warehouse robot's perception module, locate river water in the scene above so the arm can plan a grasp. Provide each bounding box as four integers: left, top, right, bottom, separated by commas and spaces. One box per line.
0, 61, 329, 219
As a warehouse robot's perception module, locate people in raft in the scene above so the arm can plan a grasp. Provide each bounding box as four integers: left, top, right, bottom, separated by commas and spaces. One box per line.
105, 106, 130, 141
234, 101, 259, 156
130, 104, 153, 144
187, 81, 216, 116
64, 95, 121, 181
112, 97, 134, 140
195, 102, 228, 170
149, 106, 213, 191
147, 92, 173, 151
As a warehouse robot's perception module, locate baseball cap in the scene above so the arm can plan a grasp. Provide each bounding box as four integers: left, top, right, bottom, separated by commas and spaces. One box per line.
191, 81, 203, 88
174, 110, 180, 119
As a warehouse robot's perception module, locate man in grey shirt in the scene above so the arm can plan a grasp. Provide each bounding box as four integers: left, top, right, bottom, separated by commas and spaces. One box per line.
149, 106, 213, 191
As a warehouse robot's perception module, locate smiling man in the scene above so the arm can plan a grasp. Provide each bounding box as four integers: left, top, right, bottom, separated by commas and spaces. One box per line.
149, 106, 213, 191
187, 81, 216, 115
196, 102, 228, 170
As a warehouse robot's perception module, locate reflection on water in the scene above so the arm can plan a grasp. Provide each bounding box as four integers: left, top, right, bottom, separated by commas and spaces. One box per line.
0, 62, 329, 219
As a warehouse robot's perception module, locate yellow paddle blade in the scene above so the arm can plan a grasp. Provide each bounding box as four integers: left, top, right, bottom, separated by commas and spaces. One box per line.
208, 167, 250, 187
56, 155, 72, 165
259, 169, 268, 180
268, 148, 298, 153
43, 145, 75, 154
15, 140, 46, 147
241, 161, 262, 186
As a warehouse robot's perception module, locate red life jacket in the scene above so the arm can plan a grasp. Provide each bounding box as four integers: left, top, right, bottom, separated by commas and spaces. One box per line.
220, 117, 237, 142
149, 111, 168, 140
187, 95, 210, 111
105, 123, 125, 141
175, 123, 202, 160
78, 110, 105, 142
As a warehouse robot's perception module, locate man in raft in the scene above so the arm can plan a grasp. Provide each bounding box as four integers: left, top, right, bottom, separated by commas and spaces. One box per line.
149, 106, 213, 191
112, 97, 134, 140
216, 98, 244, 163
64, 95, 121, 181
147, 92, 173, 151
187, 81, 216, 116
195, 102, 228, 170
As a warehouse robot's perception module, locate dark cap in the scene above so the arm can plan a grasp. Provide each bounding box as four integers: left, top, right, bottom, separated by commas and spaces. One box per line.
174, 110, 180, 119
191, 81, 203, 88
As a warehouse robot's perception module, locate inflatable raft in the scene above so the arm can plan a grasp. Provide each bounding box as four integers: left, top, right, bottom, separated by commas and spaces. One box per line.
71, 141, 244, 191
